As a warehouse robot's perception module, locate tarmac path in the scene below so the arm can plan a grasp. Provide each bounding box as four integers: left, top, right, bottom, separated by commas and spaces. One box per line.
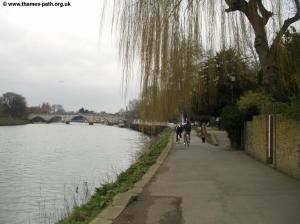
113, 130, 300, 224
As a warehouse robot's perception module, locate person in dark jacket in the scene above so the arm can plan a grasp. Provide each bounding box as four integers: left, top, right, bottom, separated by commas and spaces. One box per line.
183, 120, 192, 143
175, 123, 183, 143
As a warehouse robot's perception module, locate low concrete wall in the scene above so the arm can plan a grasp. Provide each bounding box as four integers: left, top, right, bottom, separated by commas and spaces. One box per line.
244, 115, 300, 180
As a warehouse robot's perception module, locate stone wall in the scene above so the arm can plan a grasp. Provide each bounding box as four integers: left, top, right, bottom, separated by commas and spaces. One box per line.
245, 115, 300, 180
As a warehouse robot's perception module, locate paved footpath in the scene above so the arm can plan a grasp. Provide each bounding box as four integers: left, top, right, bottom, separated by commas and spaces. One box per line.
113, 131, 300, 224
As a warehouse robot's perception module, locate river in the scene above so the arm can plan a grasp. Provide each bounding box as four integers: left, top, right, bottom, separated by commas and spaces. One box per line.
0, 123, 150, 224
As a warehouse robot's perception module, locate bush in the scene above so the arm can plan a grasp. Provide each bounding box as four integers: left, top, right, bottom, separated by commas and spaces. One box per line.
0, 104, 8, 117
220, 105, 244, 149
282, 95, 300, 120
237, 91, 272, 121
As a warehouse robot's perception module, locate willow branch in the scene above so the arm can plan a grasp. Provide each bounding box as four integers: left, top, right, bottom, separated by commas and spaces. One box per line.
170, 0, 183, 14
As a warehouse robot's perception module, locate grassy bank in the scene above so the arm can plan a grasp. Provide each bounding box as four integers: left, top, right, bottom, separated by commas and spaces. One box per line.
0, 117, 29, 126
57, 128, 172, 224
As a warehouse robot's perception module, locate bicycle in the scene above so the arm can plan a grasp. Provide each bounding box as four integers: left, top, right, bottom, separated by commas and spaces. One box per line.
183, 132, 190, 147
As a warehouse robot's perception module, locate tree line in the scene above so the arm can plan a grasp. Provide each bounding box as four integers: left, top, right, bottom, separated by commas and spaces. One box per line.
0, 92, 27, 118
0, 92, 67, 119
0, 91, 120, 120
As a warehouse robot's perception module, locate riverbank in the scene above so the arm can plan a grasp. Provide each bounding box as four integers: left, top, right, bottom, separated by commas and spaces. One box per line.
57, 128, 172, 224
128, 123, 166, 136
0, 117, 29, 126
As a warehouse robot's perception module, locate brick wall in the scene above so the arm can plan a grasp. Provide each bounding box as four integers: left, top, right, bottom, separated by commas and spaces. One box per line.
275, 116, 300, 179
244, 115, 300, 180
245, 116, 267, 163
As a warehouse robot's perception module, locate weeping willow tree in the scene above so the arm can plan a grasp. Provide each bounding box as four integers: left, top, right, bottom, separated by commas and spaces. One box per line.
103, 0, 300, 121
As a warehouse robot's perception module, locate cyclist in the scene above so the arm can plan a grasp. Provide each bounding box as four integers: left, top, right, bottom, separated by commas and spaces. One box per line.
175, 123, 182, 143
183, 120, 192, 145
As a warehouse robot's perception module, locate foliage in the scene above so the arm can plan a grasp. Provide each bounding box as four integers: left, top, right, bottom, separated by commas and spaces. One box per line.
104, 0, 300, 121
0, 92, 27, 117
267, 27, 300, 100
27, 103, 65, 114
237, 91, 272, 121
57, 128, 172, 224
0, 104, 8, 117
220, 105, 244, 149
0, 117, 29, 126
78, 107, 94, 114
192, 48, 258, 116
281, 95, 300, 120
51, 104, 65, 113
275, 26, 300, 97
125, 99, 140, 122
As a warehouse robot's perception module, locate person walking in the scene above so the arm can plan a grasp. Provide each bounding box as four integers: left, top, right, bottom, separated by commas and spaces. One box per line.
200, 123, 207, 143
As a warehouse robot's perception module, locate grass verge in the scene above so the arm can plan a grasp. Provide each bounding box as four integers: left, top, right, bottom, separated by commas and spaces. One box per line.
57, 128, 172, 224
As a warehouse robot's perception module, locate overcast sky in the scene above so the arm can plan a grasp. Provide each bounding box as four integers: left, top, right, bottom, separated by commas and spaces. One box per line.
0, 0, 139, 113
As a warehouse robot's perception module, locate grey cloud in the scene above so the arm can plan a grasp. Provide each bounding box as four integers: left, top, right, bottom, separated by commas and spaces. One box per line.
0, 4, 134, 113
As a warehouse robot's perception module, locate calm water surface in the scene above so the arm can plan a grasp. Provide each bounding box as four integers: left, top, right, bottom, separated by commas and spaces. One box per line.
0, 123, 149, 224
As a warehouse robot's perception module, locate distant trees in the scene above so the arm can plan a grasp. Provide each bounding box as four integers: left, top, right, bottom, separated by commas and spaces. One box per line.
50, 104, 65, 113
40, 102, 51, 113
0, 104, 8, 117
27, 103, 65, 114
78, 107, 94, 114
125, 99, 140, 121
0, 92, 27, 117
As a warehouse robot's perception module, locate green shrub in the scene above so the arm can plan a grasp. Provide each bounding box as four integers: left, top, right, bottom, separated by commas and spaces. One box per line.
282, 95, 300, 120
237, 91, 272, 121
0, 104, 8, 117
220, 105, 244, 149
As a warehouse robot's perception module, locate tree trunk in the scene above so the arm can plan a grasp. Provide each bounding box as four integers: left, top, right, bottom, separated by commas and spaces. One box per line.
225, 0, 300, 98
260, 50, 280, 95
252, 23, 280, 95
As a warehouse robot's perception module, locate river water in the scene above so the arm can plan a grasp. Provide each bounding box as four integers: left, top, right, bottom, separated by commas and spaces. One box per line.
0, 123, 150, 224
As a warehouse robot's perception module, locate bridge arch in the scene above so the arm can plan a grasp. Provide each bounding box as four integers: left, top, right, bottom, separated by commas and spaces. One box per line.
69, 115, 91, 123
48, 116, 63, 123
31, 116, 47, 123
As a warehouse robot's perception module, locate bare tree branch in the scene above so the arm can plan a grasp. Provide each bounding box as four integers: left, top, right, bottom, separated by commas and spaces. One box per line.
256, 0, 273, 25
271, 0, 300, 50
224, 0, 248, 13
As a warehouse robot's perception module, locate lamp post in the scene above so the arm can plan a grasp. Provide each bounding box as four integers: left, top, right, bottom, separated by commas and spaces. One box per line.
229, 75, 236, 104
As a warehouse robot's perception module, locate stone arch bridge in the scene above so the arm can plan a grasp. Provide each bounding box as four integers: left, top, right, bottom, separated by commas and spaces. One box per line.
28, 113, 125, 125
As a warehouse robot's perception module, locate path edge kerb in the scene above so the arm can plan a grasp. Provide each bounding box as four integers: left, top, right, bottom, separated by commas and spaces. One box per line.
90, 133, 174, 224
